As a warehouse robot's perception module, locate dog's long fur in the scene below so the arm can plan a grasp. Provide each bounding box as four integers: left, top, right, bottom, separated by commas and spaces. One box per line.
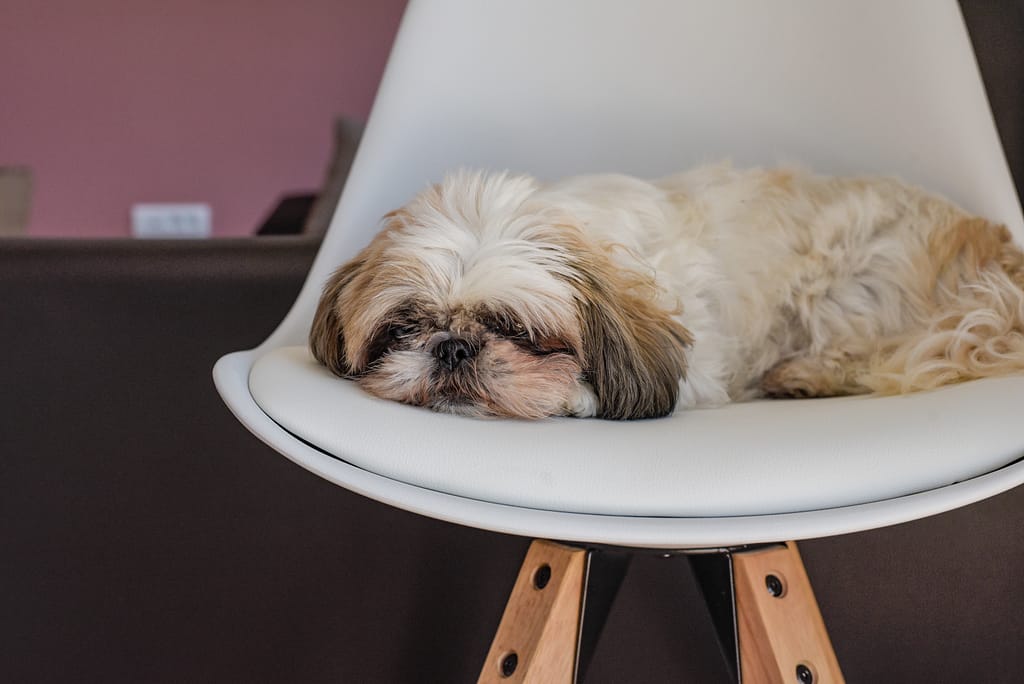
310, 165, 1024, 419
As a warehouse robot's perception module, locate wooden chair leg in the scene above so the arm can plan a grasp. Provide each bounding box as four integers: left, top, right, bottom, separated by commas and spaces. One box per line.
732, 542, 845, 684
478, 540, 588, 684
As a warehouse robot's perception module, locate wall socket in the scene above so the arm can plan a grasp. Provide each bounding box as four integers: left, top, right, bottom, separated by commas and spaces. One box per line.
131, 203, 212, 238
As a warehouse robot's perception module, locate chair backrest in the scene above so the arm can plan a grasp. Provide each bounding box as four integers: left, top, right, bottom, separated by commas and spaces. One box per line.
263, 0, 1022, 350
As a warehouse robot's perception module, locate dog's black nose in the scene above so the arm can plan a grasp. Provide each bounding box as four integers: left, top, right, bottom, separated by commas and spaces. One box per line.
435, 337, 476, 370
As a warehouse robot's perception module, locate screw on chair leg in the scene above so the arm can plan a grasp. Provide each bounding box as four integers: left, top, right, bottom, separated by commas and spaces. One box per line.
478, 540, 589, 683
731, 542, 844, 684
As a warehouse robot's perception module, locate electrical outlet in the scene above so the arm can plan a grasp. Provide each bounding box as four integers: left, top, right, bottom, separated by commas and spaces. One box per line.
131, 203, 212, 238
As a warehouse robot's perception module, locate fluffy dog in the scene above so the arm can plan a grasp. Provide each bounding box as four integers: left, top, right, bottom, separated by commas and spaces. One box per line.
309, 165, 1024, 419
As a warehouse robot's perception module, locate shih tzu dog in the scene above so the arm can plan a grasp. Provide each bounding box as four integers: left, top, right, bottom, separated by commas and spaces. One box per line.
310, 165, 1024, 420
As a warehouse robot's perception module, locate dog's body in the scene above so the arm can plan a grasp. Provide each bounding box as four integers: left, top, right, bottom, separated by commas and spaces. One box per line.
311, 165, 1024, 419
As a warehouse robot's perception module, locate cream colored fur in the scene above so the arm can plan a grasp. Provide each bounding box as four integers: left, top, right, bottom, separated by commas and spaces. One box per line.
310, 165, 1024, 419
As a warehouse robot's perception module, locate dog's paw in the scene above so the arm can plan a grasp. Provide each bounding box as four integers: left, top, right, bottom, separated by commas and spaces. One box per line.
566, 381, 599, 417
759, 359, 836, 399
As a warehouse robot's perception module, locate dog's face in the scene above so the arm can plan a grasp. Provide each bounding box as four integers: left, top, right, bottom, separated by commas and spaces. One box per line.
310, 172, 692, 419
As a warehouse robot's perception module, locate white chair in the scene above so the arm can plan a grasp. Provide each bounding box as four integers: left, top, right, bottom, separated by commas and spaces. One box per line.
214, 1, 1024, 681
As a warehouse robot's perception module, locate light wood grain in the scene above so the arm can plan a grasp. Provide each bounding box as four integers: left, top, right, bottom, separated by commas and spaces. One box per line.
478, 540, 587, 684
733, 542, 844, 684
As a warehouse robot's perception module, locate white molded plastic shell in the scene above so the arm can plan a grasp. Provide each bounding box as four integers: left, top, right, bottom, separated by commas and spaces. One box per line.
215, 0, 1024, 548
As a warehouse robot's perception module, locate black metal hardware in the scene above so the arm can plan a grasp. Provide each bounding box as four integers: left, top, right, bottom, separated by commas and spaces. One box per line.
500, 652, 518, 677
573, 549, 631, 683
533, 564, 552, 590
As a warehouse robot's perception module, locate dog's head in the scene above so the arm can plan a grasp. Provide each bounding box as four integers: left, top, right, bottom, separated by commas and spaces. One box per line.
310, 171, 691, 419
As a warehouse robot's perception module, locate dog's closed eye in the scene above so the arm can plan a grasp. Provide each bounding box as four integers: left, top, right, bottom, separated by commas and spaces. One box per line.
478, 311, 575, 357
361, 313, 425, 369
487, 315, 530, 341
389, 322, 420, 339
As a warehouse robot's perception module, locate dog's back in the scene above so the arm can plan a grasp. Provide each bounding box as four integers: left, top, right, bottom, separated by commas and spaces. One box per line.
650, 165, 1024, 398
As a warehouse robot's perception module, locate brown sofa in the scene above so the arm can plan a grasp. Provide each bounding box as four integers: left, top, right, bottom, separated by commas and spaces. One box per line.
3, 3, 1024, 681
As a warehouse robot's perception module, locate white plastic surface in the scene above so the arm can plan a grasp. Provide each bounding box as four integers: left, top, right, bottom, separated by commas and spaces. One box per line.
215, 350, 1024, 548
251, 346, 1024, 518
214, 0, 1024, 547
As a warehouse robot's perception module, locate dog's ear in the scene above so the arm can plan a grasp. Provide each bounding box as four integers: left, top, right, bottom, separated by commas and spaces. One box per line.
572, 249, 693, 420
309, 210, 411, 376
309, 257, 366, 377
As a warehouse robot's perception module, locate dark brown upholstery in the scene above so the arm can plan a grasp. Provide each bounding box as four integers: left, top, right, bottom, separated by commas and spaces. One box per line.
3, 4, 1024, 681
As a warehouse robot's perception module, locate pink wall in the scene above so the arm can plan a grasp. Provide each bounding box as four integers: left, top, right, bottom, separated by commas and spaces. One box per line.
0, 0, 407, 237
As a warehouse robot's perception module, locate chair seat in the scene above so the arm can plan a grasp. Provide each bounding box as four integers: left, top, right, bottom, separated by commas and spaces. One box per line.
250, 346, 1024, 517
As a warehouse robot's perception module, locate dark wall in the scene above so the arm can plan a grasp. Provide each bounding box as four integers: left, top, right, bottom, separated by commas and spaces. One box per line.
3, 4, 1024, 682
961, 0, 1024, 202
